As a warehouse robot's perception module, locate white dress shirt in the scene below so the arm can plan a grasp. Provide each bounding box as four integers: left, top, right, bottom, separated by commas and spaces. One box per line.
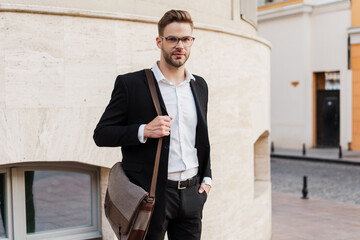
138, 62, 211, 186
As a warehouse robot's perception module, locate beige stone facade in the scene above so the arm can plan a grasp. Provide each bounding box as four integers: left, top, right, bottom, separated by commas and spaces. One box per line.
0, 1, 271, 239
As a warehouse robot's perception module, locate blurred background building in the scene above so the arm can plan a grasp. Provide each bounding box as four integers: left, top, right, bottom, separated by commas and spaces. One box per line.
0, 1, 271, 239
258, 0, 360, 150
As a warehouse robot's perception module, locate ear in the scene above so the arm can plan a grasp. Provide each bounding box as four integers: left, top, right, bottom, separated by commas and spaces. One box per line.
156, 36, 162, 49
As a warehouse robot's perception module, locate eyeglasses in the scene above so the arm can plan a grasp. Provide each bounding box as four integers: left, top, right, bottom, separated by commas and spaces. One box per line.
160, 36, 195, 47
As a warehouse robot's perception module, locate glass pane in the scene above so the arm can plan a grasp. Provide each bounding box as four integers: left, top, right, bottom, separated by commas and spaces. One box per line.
25, 171, 92, 234
0, 173, 6, 237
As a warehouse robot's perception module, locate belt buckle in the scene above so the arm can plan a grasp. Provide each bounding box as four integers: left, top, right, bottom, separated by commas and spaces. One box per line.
177, 180, 186, 190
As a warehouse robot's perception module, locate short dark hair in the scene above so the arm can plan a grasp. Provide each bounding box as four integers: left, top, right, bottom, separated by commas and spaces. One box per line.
158, 10, 193, 36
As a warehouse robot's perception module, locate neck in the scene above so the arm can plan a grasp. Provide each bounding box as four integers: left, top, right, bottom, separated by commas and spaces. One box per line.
158, 60, 186, 85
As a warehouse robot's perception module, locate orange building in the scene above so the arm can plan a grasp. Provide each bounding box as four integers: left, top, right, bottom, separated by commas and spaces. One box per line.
350, 0, 360, 150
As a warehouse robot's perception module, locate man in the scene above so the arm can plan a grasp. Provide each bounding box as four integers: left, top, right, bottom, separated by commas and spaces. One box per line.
94, 9, 212, 240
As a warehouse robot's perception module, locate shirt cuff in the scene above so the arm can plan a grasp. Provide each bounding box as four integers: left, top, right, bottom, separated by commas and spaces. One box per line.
202, 177, 212, 186
138, 124, 147, 144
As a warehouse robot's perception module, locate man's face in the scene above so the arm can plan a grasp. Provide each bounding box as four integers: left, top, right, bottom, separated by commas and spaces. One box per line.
157, 22, 193, 68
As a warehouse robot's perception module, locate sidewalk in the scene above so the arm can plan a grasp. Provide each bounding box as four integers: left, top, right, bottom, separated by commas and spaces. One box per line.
272, 192, 360, 240
271, 148, 360, 165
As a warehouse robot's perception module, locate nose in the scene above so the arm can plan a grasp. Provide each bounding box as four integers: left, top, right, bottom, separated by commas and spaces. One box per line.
176, 39, 185, 48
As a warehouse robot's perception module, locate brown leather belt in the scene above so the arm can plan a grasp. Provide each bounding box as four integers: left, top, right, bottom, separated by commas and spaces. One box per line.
167, 176, 199, 190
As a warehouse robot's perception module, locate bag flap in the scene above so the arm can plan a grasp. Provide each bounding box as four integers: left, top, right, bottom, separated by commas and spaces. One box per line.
107, 162, 148, 234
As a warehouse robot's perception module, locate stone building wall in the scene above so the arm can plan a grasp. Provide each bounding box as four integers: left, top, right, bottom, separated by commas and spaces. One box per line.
0, 1, 271, 239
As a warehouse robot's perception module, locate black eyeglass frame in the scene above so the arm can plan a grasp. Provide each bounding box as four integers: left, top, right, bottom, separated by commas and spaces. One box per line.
160, 36, 196, 47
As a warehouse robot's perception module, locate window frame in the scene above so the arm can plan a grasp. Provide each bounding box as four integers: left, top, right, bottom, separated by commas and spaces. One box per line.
0, 169, 13, 240
1, 163, 101, 240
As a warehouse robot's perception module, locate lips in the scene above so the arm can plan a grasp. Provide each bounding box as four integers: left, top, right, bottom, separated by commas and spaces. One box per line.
173, 52, 185, 58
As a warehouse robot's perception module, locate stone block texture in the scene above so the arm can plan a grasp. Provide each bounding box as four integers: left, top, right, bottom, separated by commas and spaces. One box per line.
0, 2, 271, 239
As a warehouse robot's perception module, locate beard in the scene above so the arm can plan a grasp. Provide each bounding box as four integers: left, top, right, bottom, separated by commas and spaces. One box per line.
162, 46, 190, 68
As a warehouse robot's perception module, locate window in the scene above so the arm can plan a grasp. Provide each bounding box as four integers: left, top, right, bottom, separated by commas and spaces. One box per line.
0, 164, 101, 240
348, 36, 351, 70
254, 131, 270, 198
324, 71, 340, 90
0, 173, 7, 239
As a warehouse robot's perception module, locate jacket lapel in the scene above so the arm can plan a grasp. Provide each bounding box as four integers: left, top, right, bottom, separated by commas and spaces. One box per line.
190, 80, 206, 127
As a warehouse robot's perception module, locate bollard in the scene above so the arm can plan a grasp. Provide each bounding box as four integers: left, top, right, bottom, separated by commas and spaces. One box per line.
302, 143, 306, 156
339, 145, 342, 159
301, 176, 309, 199
271, 142, 274, 153
348, 142, 351, 151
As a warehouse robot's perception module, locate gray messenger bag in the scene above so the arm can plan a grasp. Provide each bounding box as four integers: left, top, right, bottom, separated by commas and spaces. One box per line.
104, 69, 163, 240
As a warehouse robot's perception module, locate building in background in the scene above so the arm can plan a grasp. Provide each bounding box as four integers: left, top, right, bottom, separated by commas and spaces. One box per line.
257, 0, 360, 150
349, 0, 360, 150
0, 1, 271, 239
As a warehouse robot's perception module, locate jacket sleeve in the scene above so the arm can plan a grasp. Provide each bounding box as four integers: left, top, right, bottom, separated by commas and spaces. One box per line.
197, 76, 212, 180
204, 82, 212, 179
93, 75, 141, 147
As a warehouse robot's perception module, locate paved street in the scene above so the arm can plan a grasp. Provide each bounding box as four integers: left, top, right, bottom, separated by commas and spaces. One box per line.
272, 192, 360, 240
272, 157, 360, 239
271, 157, 360, 205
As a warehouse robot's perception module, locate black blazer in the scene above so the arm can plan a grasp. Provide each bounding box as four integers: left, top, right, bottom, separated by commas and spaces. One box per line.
93, 69, 211, 229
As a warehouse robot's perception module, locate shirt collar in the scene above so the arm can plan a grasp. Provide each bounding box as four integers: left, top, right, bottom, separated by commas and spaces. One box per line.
151, 61, 195, 84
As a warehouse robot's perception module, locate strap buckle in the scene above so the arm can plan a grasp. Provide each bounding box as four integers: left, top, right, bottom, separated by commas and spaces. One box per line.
177, 180, 186, 190
146, 196, 155, 203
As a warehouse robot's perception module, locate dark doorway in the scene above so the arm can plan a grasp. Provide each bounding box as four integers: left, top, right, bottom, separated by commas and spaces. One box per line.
316, 90, 340, 147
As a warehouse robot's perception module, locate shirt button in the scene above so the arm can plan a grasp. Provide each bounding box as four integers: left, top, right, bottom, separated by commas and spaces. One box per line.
164, 145, 169, 150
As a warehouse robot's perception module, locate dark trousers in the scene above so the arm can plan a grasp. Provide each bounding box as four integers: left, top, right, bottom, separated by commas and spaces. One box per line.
146, 183, 207, 240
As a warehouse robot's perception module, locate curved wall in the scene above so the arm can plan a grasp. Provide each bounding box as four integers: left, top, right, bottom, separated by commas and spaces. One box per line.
0, 0, 256, 34
0, 2, 271, 239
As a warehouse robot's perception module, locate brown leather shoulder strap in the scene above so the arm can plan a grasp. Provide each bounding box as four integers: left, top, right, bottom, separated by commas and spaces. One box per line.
145, 69, 163, 200
145, 69, 162, 116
